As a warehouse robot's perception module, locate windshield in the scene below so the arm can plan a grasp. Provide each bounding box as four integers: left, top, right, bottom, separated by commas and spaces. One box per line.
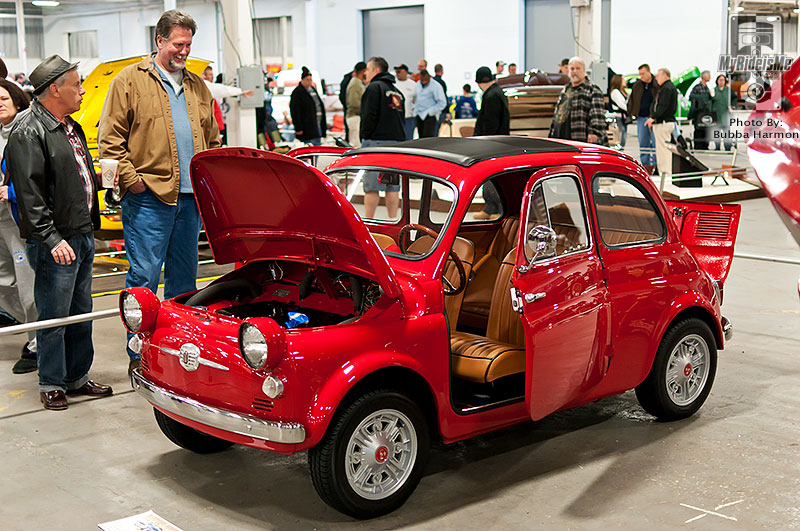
326, 168, 458, 259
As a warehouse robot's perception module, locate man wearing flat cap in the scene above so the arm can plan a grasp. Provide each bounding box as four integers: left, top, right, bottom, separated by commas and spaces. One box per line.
98, 9, 220, 375
5, 54, 113, 410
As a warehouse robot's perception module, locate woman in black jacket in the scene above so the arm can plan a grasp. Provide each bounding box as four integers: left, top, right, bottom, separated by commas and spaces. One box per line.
290, 67, 326, 145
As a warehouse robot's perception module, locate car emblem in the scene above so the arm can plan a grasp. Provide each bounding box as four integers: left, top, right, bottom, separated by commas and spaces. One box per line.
179, 343, 201, 372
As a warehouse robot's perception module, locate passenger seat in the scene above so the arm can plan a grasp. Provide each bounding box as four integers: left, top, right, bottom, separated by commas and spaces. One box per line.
460, 217, 519, 323
450, 249, 525, 383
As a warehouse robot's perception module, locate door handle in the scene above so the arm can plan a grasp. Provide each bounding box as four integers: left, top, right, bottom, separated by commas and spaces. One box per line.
524, 292, 546, 303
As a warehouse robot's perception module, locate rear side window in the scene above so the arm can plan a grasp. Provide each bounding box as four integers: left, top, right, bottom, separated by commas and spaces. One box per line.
525, 175, 590, 261
592, 175, 665, 247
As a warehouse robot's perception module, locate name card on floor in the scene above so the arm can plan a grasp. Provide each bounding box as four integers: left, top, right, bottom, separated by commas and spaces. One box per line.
98, 510, 184, 531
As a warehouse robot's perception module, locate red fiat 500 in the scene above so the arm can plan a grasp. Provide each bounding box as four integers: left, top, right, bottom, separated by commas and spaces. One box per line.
122, 137, 739, 519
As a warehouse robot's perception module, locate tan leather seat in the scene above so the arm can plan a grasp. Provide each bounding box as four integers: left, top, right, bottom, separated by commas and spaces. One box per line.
595, 204, 663, 246
408, 235, 475, 332
370, 232, 396, 250
451, 249, 525, 383
461, 217, 519, 321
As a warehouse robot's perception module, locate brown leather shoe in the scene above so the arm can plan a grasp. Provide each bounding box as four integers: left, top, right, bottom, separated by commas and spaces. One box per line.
40, 390, 68, 410
67, 380, 113, 397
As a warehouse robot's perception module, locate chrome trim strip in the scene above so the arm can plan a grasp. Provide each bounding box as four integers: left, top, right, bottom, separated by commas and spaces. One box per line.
722, 316, 733, 342
131, 370, 306, 444
159, 345, 230, 371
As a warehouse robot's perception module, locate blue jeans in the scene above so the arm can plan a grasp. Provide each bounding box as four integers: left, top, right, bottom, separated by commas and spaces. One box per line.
361, 139, 397, 148
33, 232, 94, 393
404, 117, 416, 140
636, 117, 656, 166
615, 116, 627, 147
122, 189, 201, 360
306, 137, 322, 146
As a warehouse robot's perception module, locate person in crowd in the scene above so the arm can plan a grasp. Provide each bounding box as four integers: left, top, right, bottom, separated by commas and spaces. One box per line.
359, 56, 405, 219
394, 64, 417, 140
339, 61, 366, 139
256, 77, 281, 149
414, 69, 446, 138
290, 67, 327, 146
7, 55, 112, 409
688, 70, 713, 150
609, 74, 629, 148
0, 79, 37, 374
711, 74, 735, 151
345, 62, 367, 147
645, 67, 678, 177
413, 58, 427, 82
201, 65, 254, 146
508, 63, 518, 75
99, 10, 220, 375
473, 66, 510, 220
495, 60, 505, 76
433, 63, 449, 136
454, 84, 477, 119
559, 58, 569, 75
548, 56, 607, 145
627, 63, 659, 173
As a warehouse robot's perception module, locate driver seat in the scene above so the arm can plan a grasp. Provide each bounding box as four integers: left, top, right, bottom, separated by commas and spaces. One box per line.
407, 235, 475, 332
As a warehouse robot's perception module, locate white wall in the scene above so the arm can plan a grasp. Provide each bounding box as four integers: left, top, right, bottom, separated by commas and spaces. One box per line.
609, 0, 728, 76
313, 0, 522, 95
37, 1, 218, 78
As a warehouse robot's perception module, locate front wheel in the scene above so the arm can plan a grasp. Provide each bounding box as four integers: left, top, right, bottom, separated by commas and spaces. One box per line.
635, 318, 717, 421
153, 408, 235, 454
308, 389, 430, 519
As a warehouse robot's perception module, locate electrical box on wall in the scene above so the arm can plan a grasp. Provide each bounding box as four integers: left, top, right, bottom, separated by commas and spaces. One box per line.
590, 60, 608, 92
236, 66, 265, 109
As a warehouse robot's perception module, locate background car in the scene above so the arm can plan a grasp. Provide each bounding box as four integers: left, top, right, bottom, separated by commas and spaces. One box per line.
122, 136, 740, 518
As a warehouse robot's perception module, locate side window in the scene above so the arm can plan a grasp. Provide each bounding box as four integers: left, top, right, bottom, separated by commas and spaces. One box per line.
465, 179, 504, 222
525, 175, 589, 261
298, 154, 341, 171
429, 182, 455, 224
332, 169, 403, 223
592, 175, 665, 247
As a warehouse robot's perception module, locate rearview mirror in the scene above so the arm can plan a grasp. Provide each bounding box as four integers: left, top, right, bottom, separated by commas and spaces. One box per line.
518, 225, 557, 273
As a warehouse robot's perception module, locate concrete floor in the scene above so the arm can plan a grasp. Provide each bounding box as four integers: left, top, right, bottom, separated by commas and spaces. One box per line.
1, 197, 799, 530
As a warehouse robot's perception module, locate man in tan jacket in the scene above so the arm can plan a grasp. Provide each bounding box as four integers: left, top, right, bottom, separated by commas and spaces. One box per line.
98, 9, 219, 373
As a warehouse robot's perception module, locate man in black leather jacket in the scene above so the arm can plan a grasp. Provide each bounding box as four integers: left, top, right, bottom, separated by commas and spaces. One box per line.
6, 55, 111, 411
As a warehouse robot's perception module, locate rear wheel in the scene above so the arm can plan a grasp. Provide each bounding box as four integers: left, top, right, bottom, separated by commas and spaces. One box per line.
308, 389, 430, 519
635, 318, 717, 420
153, 408, 235, 454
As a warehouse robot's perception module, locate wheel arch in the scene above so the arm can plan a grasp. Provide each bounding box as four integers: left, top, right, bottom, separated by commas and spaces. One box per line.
304, 357, 440, 447
663, 304, 723, 351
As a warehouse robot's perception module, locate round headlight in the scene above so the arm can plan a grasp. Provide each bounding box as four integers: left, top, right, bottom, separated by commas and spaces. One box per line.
240, 322, 268, 369
121, 291, 143, 333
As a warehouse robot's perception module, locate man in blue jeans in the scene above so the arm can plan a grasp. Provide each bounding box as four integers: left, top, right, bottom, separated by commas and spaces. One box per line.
7, 55, 112, 410
99, 10, 220, 375
627, 64, 659, 173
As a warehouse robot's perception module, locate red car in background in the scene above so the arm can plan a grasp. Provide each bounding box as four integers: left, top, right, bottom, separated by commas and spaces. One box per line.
746, 58, 800, 296
122, 137, 739, 518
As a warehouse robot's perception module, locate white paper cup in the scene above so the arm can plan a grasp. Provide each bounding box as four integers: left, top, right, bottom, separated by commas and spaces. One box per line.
99, 158, 118, 189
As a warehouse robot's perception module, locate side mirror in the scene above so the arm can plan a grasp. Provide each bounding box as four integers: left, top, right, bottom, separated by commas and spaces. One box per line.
518, 225, 557, 273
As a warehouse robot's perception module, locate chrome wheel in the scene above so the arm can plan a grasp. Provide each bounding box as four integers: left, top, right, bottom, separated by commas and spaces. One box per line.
345, 408, 418, 501
665, 333, 710, 406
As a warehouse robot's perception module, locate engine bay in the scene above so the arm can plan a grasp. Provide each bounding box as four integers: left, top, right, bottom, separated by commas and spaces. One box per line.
174, 260, 383, 329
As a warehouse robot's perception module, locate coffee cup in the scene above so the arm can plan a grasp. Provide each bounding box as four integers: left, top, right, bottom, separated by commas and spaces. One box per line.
99, 158, 118, 189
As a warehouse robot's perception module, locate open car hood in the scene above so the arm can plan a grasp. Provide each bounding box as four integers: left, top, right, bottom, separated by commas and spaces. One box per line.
190, 148, 401, 299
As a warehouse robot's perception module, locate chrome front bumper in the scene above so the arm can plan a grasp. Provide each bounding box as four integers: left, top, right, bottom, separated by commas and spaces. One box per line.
131, 369, 306, 444
722, 315, 733, 342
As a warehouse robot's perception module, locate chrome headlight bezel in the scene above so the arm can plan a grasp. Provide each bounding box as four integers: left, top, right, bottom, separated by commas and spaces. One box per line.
239, 322, 269, 369
121, 291, 143, 333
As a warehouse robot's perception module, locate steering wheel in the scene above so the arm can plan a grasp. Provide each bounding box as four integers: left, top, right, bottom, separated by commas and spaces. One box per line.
397, 223, 467, 296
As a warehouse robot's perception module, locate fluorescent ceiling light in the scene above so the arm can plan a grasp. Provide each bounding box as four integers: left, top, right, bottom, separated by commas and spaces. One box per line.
794, 8, 800, 13
32, 1, 60, 6
766, 15, 779, 21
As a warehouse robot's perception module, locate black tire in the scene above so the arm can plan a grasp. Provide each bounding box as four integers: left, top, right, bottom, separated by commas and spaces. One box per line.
635, 318, 717, 421
153, 408, 235, 454
308, 389, 430, 519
